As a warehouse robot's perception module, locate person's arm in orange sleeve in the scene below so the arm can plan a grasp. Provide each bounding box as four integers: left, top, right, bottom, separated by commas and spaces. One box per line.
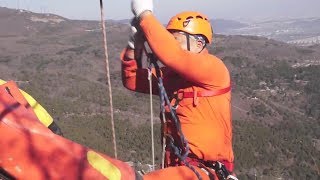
121, 48, 162, 94
139, 13, 229, 87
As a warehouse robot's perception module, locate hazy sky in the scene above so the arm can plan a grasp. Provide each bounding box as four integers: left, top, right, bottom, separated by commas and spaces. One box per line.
1, 0, 320, 22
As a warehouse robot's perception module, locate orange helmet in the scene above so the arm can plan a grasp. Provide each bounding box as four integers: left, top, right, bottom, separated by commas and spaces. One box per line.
166, 11, 213, 44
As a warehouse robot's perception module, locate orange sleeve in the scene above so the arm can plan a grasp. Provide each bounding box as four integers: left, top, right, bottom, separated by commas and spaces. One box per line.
120, 49, 161, 94
140, 14, 230, 88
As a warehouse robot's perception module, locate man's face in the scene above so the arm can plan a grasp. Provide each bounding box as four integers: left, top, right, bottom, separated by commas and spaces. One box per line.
171, 31, 204, 53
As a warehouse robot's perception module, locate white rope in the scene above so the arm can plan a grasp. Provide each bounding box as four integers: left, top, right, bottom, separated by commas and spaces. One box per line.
99, 0, 117, 159
148, 68, 155, 170
161, 115, 166, 169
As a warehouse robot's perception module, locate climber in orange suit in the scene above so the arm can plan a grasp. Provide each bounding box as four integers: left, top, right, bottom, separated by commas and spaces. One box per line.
120, 0, 236, 179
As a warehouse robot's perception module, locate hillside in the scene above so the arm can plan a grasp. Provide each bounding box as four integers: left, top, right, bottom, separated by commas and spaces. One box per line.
0, 7, 319, 179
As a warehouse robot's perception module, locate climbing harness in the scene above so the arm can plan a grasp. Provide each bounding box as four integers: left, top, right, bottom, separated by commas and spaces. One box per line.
186, 156, 238, 180
176, 87, 231, 98
99, 0, 117, 158
0, 168, 14, 180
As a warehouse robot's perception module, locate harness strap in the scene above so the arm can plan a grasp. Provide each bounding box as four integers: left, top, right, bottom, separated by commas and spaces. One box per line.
185, 156, 237, 180
185, 156, 234, 173
219, 160, 234, 173
179, 86, 231, 98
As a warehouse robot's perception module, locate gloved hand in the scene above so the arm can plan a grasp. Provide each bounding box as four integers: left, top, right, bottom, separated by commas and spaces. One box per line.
127, 18, 144, 49
131, 0, 153, 17
127, 25, 138, 49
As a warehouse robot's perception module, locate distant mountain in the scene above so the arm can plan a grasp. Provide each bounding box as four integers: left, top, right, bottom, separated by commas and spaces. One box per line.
111, 19, 131, 24
112, 18, 249, 34
221, 17, 320, 46
210, 19, 248, 33
113, 17, 320, 46
0, 7, 68, 36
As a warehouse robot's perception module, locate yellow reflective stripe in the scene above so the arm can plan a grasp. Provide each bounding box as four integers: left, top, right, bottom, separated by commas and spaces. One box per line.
20, 89, 53, 127
87, 151, 121, 180
0, 79, 53, 127
0, 79, 6, 85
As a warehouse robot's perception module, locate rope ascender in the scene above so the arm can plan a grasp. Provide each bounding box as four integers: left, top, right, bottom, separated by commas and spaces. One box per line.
99, 0, 117, 159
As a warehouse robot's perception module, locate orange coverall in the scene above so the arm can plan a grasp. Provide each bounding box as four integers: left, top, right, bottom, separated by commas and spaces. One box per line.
121, 14, 234, 179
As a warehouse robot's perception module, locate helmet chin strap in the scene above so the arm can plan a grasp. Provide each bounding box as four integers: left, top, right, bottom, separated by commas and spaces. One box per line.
186, 33, 191, 51
200, 43, 206, 53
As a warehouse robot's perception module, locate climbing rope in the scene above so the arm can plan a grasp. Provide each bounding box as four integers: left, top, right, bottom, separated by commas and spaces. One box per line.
147, 64, 155, 170
99, 0, 117, 159
146, 54, 202, 180
145, 48, 165, 169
